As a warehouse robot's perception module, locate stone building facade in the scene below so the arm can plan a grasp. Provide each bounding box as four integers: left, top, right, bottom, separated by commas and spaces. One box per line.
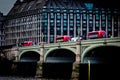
3, 0, 120, 45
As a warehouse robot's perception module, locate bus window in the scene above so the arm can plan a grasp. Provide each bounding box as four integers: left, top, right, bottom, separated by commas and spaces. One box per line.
56, 35, 70, 42
87, 30, 106, 39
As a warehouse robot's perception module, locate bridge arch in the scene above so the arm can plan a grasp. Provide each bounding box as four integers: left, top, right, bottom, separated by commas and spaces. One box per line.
44, 48, 76, 63
81, 45, 120, 64
19, 50, 40, 62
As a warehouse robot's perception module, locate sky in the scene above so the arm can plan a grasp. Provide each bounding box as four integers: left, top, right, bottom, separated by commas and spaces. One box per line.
0, 0, 17, 15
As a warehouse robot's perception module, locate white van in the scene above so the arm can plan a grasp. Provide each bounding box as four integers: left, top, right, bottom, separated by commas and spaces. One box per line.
70, 37, 84, 42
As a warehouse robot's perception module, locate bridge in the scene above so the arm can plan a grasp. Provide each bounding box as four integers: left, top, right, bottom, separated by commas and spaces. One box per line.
14, 37, 120, 64
1, 37, 120, 78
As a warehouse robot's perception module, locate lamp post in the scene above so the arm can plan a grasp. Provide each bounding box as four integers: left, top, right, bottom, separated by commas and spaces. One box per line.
39, 32, 44, 63
77, 27, 81, 41
77, 26, 81, 63
16, 37, 19, 49
88, 60, 91, 80
15, 37, 19, 61
41, 32, 44, 42
41, 32, 44, 47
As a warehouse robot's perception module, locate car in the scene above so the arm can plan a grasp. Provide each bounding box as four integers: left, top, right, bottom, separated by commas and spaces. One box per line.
70, 36, 84, 42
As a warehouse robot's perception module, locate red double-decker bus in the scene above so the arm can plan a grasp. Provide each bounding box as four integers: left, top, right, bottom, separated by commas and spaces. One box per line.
56, 35, 71, 42
21, 41, 33, 46
87, 30, 107, 39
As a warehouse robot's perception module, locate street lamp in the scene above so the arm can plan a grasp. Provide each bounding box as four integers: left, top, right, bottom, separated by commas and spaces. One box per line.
41, 32, 44, 42
16, 37, 19, 48
41, 32, 44, 48
77, 27, 81, 41
77, 26, 82, 64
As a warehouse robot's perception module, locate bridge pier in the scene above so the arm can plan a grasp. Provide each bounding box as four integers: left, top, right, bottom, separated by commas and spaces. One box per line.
76, 41, 81, 64
39, 45, 44, 63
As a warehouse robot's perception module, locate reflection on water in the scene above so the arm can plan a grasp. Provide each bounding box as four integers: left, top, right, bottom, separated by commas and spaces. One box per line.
0, 62, 74, 79
0, 62, 37, 77
80, 63, 120, 80
83, 57, 105, 64
42, 63, 73, 79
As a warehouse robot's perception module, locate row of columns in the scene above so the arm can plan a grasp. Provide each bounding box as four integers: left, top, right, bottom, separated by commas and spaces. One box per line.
45, 12, 118, 43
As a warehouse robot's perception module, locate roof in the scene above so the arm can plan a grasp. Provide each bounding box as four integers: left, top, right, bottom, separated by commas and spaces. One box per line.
7, 0, 47, 16
8, 0, 120, 16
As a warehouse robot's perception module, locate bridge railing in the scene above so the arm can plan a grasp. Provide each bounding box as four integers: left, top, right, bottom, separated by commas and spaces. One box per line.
19, 45, 39, 50
81, 37, 120, 45
43, 42, 76, 48
19, 37, 120, 49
